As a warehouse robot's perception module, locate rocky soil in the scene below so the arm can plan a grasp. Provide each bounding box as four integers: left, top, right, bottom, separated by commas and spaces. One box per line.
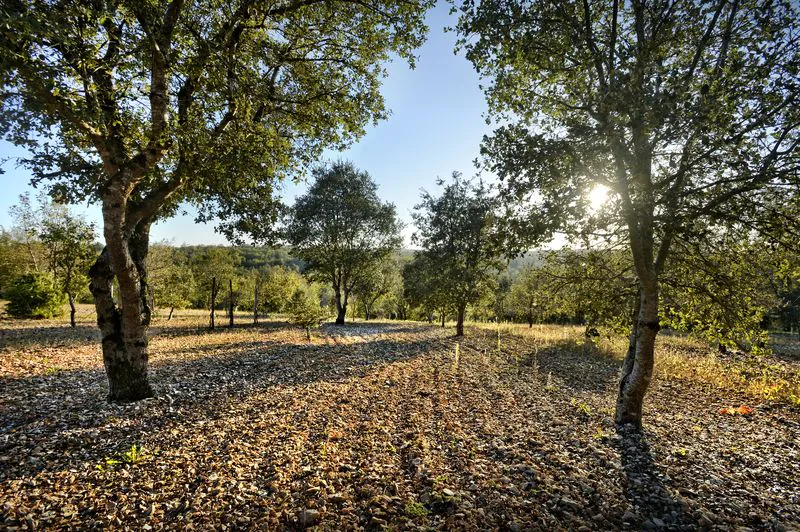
1, 317, 798, 530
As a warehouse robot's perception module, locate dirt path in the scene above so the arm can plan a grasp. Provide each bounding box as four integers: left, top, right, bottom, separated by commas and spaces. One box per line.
1, 320, 798, 529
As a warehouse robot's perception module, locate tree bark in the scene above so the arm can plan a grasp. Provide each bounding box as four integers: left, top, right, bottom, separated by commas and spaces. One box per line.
210, 276, 217, 330
228, 278, 234, 328
334, 288, 347, 325
168, 306, 174, 321
89, 222, 154, 402
68, 292, 76, 328
615, 281, 658, 428
456, 304, 466, 337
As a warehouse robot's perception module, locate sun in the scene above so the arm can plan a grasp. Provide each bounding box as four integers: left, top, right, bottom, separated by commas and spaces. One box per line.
588, 184, 609, 211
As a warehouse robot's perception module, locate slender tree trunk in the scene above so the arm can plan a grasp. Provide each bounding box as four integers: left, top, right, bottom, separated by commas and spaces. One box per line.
90, 218, 154, 402
334, 288, 347, 325
615, 280, 658, 428
253, 280, 259, 325
210, 277, 217, 330
68, 292, 76, 328
441, 308, 445, 328
456, 303, 466, 337
168, 306, 174, 321
229, 279, 234, 328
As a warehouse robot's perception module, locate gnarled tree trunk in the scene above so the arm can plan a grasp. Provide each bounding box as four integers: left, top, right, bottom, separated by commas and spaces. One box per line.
455, 303, 466, 337
334, 288, 347, 325
89, 217, 154, 402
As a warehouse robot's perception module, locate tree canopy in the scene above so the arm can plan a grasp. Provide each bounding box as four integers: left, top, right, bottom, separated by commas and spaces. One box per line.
285, 161, 402, 324
0, 0, 432, 400
411, 173, 504, 336
455, 0, 800, 426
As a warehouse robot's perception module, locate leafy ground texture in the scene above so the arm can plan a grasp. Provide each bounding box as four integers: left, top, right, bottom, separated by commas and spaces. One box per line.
1, 307, 799, 530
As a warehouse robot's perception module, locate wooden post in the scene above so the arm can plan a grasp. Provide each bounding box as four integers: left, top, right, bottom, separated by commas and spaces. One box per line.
229, 279, 234, 328
210, 276, 217, 330
253, 279, 259, 325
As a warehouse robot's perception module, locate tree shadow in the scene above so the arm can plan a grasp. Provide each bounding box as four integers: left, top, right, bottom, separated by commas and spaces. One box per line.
0, 328, 443, 482
614, 426, 698, 528
524, 340, 621, 394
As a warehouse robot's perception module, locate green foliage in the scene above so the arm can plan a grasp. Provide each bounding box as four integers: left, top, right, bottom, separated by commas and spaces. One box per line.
189, 247, 241, 308
6, 272, 66, 319
1, 0, 433, 239
352, 257, 402, 319
98, 444, 147, 471
260, 266, 305, 314
288, 285, 329, 339
405, 502, 429, 517
148, 244, 196, 313
286, 161, 402, 322
39, 206, 97, 302
411, 173, 505, 332
661, 237, 779, 354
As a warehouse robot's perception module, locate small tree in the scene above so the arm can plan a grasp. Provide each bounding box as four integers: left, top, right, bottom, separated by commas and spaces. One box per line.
288, 285, 329, 340
6, 272, 66, 319
403, 253, 449, 324
40, 211, 97, 327
260, 266, 304, 315
286, 161, 402, 325
412, 173, 505, 336
353, 258, 402, 321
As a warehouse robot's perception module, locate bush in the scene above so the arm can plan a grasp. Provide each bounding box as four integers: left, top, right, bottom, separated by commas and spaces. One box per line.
6, 273, 66, 319
289, 285, 329, 339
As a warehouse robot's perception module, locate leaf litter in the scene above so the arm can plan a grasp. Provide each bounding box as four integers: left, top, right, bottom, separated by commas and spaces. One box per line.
1, 316, 799, 530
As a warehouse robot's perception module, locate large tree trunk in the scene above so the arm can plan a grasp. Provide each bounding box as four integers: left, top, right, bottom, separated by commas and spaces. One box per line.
455, 304, 466, 337
334, 288, 347, 325
68, 292, 76, 328
615, 280, 658, 428
90, 218, 154, 403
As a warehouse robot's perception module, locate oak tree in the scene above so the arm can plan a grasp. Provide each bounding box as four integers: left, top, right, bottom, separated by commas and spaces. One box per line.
286, 161, 402, 325
1, 0, 431, 400
455, 0, 800, 426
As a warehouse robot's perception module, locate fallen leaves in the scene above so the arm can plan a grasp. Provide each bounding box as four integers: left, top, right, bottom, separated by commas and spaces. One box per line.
1, 313, 799, 529
719, 404, 755, 416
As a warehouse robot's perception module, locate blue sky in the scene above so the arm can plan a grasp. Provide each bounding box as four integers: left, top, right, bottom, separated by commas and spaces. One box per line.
0, 4, 491, 246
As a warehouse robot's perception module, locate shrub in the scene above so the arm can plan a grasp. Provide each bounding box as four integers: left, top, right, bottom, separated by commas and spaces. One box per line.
5, 273, 66, 319
288, 285, 329, 340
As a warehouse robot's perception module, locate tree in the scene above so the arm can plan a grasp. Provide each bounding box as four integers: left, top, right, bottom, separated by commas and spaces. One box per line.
403, 253, 450, 324
352, 257, 401, 320
455, 0, 800, 426
40, 210, 97, 327
288, 283, 329, 340
1, 0, 432, 401
7, 192, 51, 274
286, 161, 402, 325
412, 173, 504, 336
259, 266, 304, 315
508, 265, 543, 328
6, 272, 65, 319
0, 231, 30, 296
148, 244, 195, 321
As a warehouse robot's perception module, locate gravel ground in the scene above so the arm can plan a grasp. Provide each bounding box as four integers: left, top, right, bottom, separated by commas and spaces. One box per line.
1, 318, 798, 530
